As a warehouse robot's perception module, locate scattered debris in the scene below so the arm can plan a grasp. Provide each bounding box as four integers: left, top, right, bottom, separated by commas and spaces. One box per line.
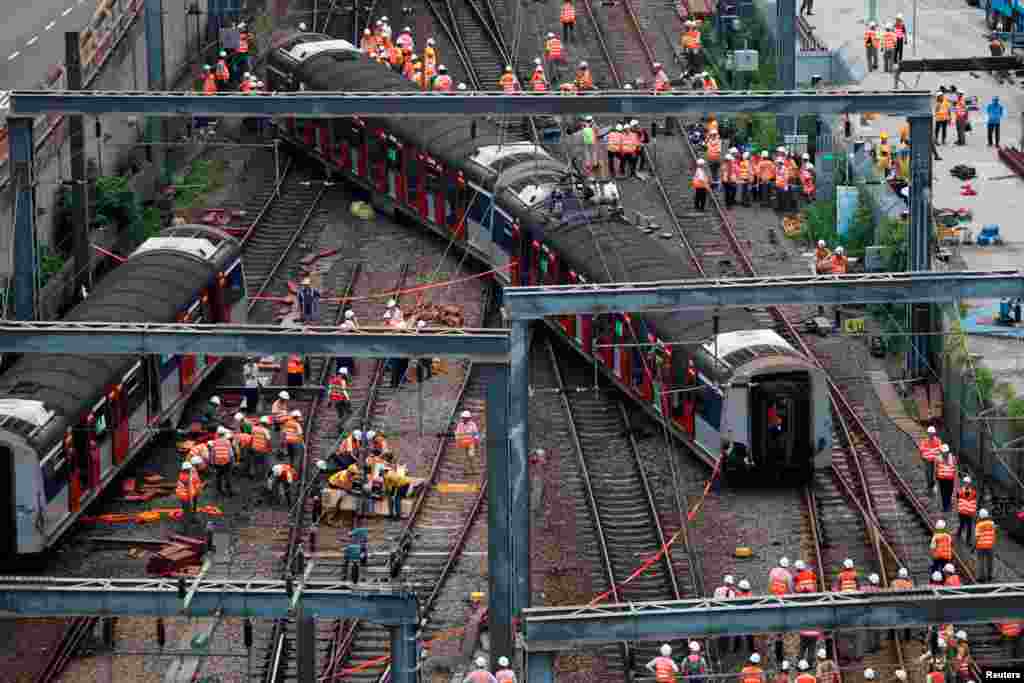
146, 535, 208, 576
409, 303, 466, 328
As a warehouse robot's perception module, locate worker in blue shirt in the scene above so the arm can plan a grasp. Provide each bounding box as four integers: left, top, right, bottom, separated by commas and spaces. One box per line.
987, 96, 1005, 147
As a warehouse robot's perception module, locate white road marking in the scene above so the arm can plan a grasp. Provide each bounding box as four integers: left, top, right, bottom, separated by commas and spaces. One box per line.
26, 36, 38, 47
44, 21, 56, 30
62, 7, 73, 16
8, 51, 20, 61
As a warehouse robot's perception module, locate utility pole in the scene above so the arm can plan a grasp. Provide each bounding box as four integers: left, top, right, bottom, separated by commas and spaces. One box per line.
66, 32, 91, 300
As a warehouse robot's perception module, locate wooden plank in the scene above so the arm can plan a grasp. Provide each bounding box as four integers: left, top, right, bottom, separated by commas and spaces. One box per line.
435, 482, 481, 493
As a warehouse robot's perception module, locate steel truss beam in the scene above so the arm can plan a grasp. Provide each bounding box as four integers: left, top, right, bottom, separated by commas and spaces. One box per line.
0, 321, 509, 360
522, 583, 1024, 650
0, 577, 418, 622
6, 90, 934, 118
503, 270, 1024, 320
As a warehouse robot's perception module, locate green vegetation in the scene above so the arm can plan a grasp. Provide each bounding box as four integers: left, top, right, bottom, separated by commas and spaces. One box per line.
38, 245, 66, 288
173, 159, 228, 209
975, 366, 995, 404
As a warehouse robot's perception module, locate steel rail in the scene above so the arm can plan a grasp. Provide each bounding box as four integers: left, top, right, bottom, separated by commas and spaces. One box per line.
424, 0, 483, 90
37, 617, 96, 683
238, 156, 296, 247
355, 263, 412, 430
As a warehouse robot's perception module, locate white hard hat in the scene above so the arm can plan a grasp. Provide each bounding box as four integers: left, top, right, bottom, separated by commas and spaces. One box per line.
761, 150, 770, 158
956, 630, 967, 640
777, 146, 786, 153
182, 462, 192, 470
579, 61, 588, 68
403, 26, 412, 32
427, 38, 435, 45
653, 62, 662, 69
802, 152, 810, 160
940, 443, 950, 453
217, 426, 230, 435
935, 519, 946, 529
743, 152, 751, 159
782, 661, 790, 671
383, 310, 392, 320
290, 409, 301, 417
835, 245, 843, 254
535, 57, 543, 65
661, 644, 673, 656
817, 649, 827, 659
886, 22, 892, 27
895, 672, 907, 681
219, 50, 226, 57
367, 430, 377, 439
238, 22, 246, 29
631, 119, 639, 126
381, 15, 389, 21
738, 579, 750, 589
548, 32, 555, 38
535, 65, 544, 72
689, 641, 700, 652
243, 72, 251, 79
750, 654, 761, 664
417, 320, 427, 329
729, 146, 738, 154
897, 12, 904, 18
944, 563, 955, 573
724, 575, 735, 585
725, 154, 734, 161
210, 396, 221, 405
340, 367, 349, 375
364, 28, 372, 35
203, 64, 211, 70
928, 426, 936, 434
963, 476, 971, 484
273, 464, 284, 476
798, 660, 810, 671
256, 81, 265, 87
458, 83, 467, 90
865, 669, 876, 680
476, 657, 487, 669
779, 557, 790, 568
234, 412, 245, 422
898, 567, 908, 578
616, 124, 624, 131
869, 20, 877, 26
353, 430, 363, 439
498, 657, 510, 667
279, 391, 290, 400
191, 455, 204, 466
505, 65, 513, 72
299, 22, 307, 30
461, 410, 472, 419
979, 508, 990, 518
932, 571, 943, 581
818, 240, 826, 247
439, 65, 447, 72
316, 460, 327, 470
345, 310, 355, 319
387, 298, 397, 308
261, 416, 270, 424
869, 573, 880, 584
697, 159, 706, 165
937, 638, 946, 649
794, 560, 806, 570
843, 558, 854, 569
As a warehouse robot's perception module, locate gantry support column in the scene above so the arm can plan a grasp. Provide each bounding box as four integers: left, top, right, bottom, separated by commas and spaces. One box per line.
9, 118, 36, 321
509, 320, 530, 628
390, 622, 418, 683
527, 652, 555, 683
776, 0, 797, 140
296, 609, 315, 683
66, 32, 90, 301
907, 115, 933, 378
486, 356, 514, 666
144, 0, 167, 183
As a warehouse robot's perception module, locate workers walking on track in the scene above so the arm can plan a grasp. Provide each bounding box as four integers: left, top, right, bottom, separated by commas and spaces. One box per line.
935, 444, 957, 511
919, 425, 941, 491
621, 122, 641, 177
692, 159, 710, 211
739, 152, 753, 206
466, 656, 498, 683
210, 427, 236, 497
495, 656, 517, 683
769, 557, 794, 596
893, 14, 907, 62
607, 124, 624, 178
722, 153, 737, 207
384, 464, 411, 519
177, 461, 200, 530
975, 508, 996, 581
329, 368, 352, 424
795, 660, 814, 683
268, 460, 299, 508
561, 0, 577, 42
646, 643, 680, 681
714, 575, 736, 653
215, 51, 231, 82
705, 130, 722, 186
456, 410, 480, 458
800, 161, 816, 202
251, 416, 273, 479
201, 64, 218, 94
931, 519, 953, 574
499, 66, 521, 92
682, 641, 707, 683
864, 22, 880, 72
943, 563, 962, 587
740, 653, 765, 683
283, 409, 305, 464
545, 33, 564, 65
681, 21, 703, 72
882, 24, 897, 72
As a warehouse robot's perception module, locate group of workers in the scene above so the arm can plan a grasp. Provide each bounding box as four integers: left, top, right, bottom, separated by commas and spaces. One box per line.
198, 22, 256, 95
813, 241, 849, 274
696, 130, 817, 212
932, 89, 973, 147
361, 18, 462, 92
463, 655, 518, 683
863, 15, 908, 73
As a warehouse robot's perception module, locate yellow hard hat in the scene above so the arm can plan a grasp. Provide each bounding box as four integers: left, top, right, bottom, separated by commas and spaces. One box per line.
880, 132, 889, 139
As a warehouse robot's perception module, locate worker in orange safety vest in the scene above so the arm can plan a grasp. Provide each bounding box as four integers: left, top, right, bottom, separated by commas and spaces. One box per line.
653, 62, 671, 92
864, 21, 880, 71
893, 14, 907, 63
756, 150, 774, 204
976, 508, 996, 581
251, 415, 274, 479
645, 643, 679, 682
997, 620, 1023, 659
282, 409, 304, 464
833, 558, 859, 592
176, 461, 200, 529
935, 93, 951, 145
201, 65, 217, 94
737, 151, 752, 207
882, 23, 897, 72
209, 426, 236, 496
935, 443, 957, 512
768, 557, 794, 597
606, 124, 624, 178
531, 65, 548, 91
215, 51, 230, 82
575, 61, 594, 90
268, 460, 299, 507
236, 21, 252, 72
287, 353, 305, 387
794, 659, 815, 683
692, 159, 710, 211
329, 367, 352, 423
681, 20, 703, 72
621, 122, 641, 177
942, 563, 962, 587
830, 247, 848, 274
919, 425, 941, 490
545, 33, 564, 63
740, 653, 765, 683
424, 38, 437, 69
561, 0, 577, 42
433, 65, 453, 91
794, 561, 820, 661
930, 519, 953, 574
721, 153, 737, 207
403, 54, 419, 80
499, 66, 520, 93
361, 29, 378, 57
705, 130, 722, 185
800, 162, 816, 202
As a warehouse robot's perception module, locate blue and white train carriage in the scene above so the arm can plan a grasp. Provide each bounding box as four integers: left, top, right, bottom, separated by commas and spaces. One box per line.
0, 225, 246, 557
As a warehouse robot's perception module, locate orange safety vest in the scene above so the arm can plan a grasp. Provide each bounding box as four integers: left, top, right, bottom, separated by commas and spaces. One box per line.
652, 657, 677, 683
575, 69, 593, 89
976, 519, 996, 549
741, 665, 764, 683
329, 376, 351, 402
891, 577, 913, 590
240, 79, 253, 93
775, 162, 788, 189
283, 419, 304, 445
545, 38, 563, 60
434, 74, 453, 91
935, 99, 950, 122
728, 159, 742, 183
499, 73, 518, 92
757, 159, 775, 181
336, 434, 356, 456
691, 168, 709, 190
999, 622, 1022, 638
215, 59, 230, 81
238, 32, 250, 53
424, 46, 437, 66
654, 71, 670, 92
831, 255, 848, 274
210, 438, 232, 466
944, 574, 962, 587
390, 45, 404, 66
607, 131, 623, 152
190, 442, 209, 465
769, 571, 790, 596
532, 74, 548, 92
288, 354, 304, 375
936, 457, 956, 480
865, 30, 880, 47
894, 21, 906, 38
235, 431, 253, 449
403, 60, 417, 79
883, 31, 897, 49
927, 672, 945, 683
801, 168, 816, 195
621, 131, 640, 154
203, 73, 218, 95
683, 30, 702, 49
837, 569, 858, 592
796, 675, 816, 683
795, 569, 816, 592
176, 471, 197, 502
738, 160, 751, 182
561, 1, 577, 23
932, 532, 952, 560
707, 137, 721, 161
252, 426, 273, 454
919, 436, 941, 462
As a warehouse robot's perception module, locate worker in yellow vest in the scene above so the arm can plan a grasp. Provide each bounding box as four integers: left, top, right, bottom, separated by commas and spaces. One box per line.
384, 464, 412, 519
876, 132, 892, 175
935, 92, 951, 145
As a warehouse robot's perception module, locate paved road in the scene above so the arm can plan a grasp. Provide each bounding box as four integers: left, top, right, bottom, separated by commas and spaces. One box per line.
0, 0, 107, 91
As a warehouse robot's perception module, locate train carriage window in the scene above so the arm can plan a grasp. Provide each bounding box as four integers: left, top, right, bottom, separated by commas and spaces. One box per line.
41, 443, 68, 501
122, 364, 145, 417
93, 403, 109, 439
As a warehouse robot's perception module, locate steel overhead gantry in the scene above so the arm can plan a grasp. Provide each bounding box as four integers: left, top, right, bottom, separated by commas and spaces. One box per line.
521, 584, 1024, 679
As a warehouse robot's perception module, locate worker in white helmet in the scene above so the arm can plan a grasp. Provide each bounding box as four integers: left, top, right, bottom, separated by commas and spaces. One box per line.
465, 656, 497, 683
176, 460, 199, 530
772, 660, 790, 683
975, 508, 996, 582
682, 640, 707, 680
919, 425, 942, 491
494, 655, 516, 683
796, 660, 811, 681
298, 22, 307, 31
864, 669, 876, 681
957, 474, 978, 545
741, 653, 764, 683
456, 409, 480, 458
693, 158, 710, 211
272, 390, 290, 418
931, 518, 952, 575
646, 644, 680, 680
815, 648, 836, 683
713, 574, 737, 653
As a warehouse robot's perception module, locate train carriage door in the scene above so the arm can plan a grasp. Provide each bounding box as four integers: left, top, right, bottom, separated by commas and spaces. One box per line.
179, 309, 196, 390
529, 241, 542, 285
620, 315, 635, 387
750, 373, 812, 475
383, 136, 404, 201
448, 172, 468, 237
510, 221, 522, 285
611, 315, 625, 382
373, 130, 389, 195
90, 400, 112, 482
68, 429, 83, 513
422, 155, 445, 224
596, 315, 613, 369
110, 381, 129, 465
